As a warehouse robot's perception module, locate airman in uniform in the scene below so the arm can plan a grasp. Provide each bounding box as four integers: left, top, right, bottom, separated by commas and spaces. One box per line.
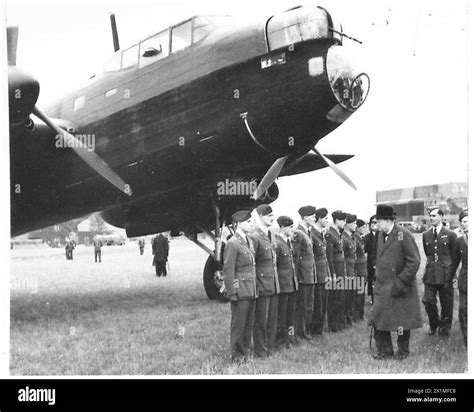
449, 209, 468, 347
342, 213, 357, 326
310, 207, 330, 336
422, 207, 457, 337
369, 205, 422, 360
353, 219, 367, 321
249, 204, 280, 357
364, 216, 378, 304
275, 216, 299, 348
292, 205, 317, 341
326, 211, 346, 332
222, 210, 257, 363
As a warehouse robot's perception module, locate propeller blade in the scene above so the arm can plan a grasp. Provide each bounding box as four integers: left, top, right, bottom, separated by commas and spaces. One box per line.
32, 107, 133, 196
7, 26, 19, 66
312, 146, 357, 190
252, 155, 289, 200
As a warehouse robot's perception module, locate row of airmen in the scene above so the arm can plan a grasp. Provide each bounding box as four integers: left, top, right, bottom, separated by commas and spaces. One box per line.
223, 204, 468, 363
222, 204, 374, 363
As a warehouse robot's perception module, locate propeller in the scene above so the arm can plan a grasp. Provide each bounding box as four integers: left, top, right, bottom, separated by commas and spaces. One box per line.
252, 155, 289, 200
252, 144, 357, 200
32, 107, 133, 196
7, 26, 132, 196
311, 146, 357, 190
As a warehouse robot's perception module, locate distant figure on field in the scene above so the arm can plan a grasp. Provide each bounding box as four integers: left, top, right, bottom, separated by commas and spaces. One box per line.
138, 238, 145, 255
93, 237, 103, 263
65, 238, 75, 260
152, 233, 169, 277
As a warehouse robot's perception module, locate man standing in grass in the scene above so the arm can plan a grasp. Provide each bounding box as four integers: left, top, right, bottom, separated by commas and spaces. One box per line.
249, 204, 280, 357
293, 205, 317, 341
342, 213, 357, 327
369, 205, 422, 360
152, 233, 169, 277
450, 209, 468, 347
365, 215, 378, 304
310, 207, 330, 336
422, 207, 457, 337
353, 219, 367, 321
93, 236, 103, 263
326, 210, 347, 332
275, 216, 298, 348
222, 210, 257, 363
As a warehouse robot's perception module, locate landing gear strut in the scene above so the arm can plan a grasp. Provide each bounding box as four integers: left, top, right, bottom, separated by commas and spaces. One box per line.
186, 200, 229, 302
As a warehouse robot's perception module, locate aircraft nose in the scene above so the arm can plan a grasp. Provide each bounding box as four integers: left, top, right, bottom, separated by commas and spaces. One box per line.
8, 66, 40, 126
326, 45, 370, 113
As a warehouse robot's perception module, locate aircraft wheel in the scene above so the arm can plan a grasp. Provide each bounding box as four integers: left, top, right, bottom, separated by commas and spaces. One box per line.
203, 255, 228, 302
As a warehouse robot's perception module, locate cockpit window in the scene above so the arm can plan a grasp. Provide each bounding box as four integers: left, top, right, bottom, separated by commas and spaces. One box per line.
171, 20, 192, 53
139, 30, 170, 68
267, 6, 329, 51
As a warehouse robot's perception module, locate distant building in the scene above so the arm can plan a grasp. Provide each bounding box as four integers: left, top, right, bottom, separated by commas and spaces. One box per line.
376, 182, 468, 228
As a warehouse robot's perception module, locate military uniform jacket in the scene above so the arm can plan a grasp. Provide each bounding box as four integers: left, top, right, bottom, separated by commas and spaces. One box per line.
342, 231, 356, 277
292, 224, 317, 284
222, 232, 258, 300
364, 230, 378, 270
325, 226, 346, 278
249, 228, 280, 296
450, 235, 468, 294
422, 226, 457, 285
275, 234, 299, 293
369, 225, 422, 331
353, 232, 367, 278
311, 227, 330, 283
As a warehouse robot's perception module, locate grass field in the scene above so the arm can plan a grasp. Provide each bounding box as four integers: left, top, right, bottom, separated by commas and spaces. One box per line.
10, 235, 467, 375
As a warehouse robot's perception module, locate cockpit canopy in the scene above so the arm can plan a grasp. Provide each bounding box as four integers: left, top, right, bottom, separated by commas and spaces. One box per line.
103, 15, 230, 72
266, 5, 342, 51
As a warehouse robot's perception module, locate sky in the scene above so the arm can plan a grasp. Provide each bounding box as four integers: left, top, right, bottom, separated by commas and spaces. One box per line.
3, 0, 470, 224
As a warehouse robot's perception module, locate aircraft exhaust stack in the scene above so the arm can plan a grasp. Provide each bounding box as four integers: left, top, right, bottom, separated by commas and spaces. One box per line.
109, 13, 120, 52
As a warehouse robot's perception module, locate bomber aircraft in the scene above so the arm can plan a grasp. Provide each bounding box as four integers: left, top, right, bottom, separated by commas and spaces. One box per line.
8, 4, 369, 300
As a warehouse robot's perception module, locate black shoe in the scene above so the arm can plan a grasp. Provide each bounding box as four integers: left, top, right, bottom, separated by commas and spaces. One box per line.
394, 351, 409, 360
372, 352, 394, 360
428, 328, 437, 336
438, 329, 450, 337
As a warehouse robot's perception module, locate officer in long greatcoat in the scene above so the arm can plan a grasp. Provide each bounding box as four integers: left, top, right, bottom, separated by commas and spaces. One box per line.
222, 210, 257, 363
354, 219, 368, 320
249, 204, 280, 357
310, 207, 330, 336
292, 205, 317, 340
422, 207, 457, 336
449, 209, 468, 347
368, 205, 422, 360
342, 214, 357, 326
275, 216, 299, 348
326, 210, 347, 332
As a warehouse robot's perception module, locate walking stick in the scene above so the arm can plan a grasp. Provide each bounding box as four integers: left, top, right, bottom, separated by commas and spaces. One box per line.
369, 326, 373, 349
167, 261, 170, 276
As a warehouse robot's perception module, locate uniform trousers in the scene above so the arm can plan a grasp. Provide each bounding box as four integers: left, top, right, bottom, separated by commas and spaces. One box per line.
230, 299, 256, 362
311, 283, 327, 335
276, 291, 297, 347
422, 283, 454, 333
295, 284, 314, 338
253, 294, 278, 357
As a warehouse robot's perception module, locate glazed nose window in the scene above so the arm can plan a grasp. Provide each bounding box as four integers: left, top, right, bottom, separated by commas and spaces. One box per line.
326, 45, 370, 110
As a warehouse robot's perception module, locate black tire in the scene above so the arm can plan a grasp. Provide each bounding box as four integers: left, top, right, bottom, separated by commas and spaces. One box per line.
203, 255, 228, 302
